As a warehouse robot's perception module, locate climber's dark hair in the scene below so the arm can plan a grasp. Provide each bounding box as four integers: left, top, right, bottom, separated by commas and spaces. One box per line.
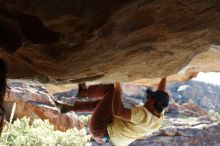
0, 58, 7, 134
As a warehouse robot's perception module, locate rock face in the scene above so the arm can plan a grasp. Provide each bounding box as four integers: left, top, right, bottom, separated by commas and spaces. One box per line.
3, 81, 83, 131
1, 0, 220, 82
129, 123, 220, 146
168, 80, 220, 113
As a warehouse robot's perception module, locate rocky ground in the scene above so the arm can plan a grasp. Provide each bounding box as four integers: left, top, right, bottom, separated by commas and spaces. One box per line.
3, 79, 220, 145
93, 119, 220, 146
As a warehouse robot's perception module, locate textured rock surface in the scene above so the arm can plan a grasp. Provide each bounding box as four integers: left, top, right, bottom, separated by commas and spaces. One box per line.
1, 0, 220, 82
168, 80, 220, 113
129, 123, 220, 146
3, 81, 83, 131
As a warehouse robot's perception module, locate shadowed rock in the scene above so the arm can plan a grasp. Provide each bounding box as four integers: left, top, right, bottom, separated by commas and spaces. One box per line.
0, 0, 220, 81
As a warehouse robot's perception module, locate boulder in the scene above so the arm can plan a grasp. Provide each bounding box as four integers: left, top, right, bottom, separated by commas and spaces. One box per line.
1, 0, 220, 82
180, 102, 208, 117
3, 81, 83, 131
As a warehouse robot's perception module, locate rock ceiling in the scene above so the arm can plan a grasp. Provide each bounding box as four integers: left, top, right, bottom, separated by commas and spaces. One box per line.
1, 0, 220, 83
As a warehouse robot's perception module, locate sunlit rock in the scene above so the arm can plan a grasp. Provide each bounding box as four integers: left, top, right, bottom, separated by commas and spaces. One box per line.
3, 81, 83, 131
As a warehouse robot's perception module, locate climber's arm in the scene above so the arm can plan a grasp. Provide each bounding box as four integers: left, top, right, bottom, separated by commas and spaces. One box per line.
112, 82, 131, 121
158, 77, 166, 91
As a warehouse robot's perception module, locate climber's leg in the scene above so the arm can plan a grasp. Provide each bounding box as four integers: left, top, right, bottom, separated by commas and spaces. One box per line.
88, 84, 115, 143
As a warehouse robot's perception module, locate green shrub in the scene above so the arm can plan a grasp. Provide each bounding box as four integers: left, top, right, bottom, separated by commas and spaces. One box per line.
0, 117, 91, 146
208, 109, 220, 122
78, 115, 92, 127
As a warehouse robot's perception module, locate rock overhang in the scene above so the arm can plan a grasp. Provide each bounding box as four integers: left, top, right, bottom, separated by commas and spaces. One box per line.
1, 0, 220, 83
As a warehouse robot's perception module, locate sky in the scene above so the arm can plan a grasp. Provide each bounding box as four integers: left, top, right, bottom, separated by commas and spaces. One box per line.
192, 72, 220, 86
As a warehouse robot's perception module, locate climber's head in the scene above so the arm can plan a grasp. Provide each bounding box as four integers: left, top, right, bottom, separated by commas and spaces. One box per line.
146, 89, 169, 113
144, 78, 169, 117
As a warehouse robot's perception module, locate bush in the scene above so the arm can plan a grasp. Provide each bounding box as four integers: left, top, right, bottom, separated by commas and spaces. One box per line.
78, 115, 92, 127
208, 109, 220, 122
0, 117, 91, 146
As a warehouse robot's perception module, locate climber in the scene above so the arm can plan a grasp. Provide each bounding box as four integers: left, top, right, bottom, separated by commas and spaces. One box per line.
0, 58, 7, 134
55, 78, 169, 146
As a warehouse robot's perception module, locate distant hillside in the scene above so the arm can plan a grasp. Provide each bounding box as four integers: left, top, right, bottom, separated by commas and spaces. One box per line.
167, 80, 220, 113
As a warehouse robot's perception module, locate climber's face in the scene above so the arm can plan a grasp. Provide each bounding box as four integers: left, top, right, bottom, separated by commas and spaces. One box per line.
144, 95, 160, 117
147, 96, 156, 108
